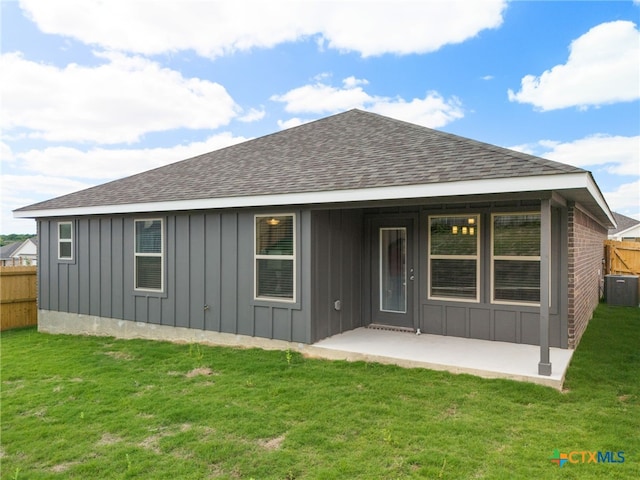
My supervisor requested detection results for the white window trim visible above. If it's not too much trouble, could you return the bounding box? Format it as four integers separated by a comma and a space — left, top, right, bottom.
491, 212, 541, 306
428, 214, 480, 303
254, 213, 297, 303
134, 218, 164, 293
57, 221, 73, 261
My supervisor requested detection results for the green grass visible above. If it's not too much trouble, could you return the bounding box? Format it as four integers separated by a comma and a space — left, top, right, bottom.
2, 304, 639, 479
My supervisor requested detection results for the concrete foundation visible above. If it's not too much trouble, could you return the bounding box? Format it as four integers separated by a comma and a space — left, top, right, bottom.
38, 310, 304, 352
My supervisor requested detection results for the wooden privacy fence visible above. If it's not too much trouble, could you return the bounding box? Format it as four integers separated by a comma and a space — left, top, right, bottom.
604, 240, 640, 276
0, 266, 38, 331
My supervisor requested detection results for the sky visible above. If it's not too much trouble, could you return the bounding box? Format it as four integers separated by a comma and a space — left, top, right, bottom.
1, 0, 639, 235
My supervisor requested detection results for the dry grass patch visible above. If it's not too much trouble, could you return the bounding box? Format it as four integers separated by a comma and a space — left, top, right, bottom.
186, 367, 215, 377
103, 351, 134, 360
51, 461, 81, 473
259, 434, 286, 451
96, 433, 123, 446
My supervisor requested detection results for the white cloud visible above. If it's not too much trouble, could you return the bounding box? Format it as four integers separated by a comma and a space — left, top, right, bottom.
238, 108, 266, 123
272, 82, 372, 114
603, 180, 640, 216
369, 94, 464, 129
20, 0, 506, 58
15, 133, 250, 180
0, 51, 239, 144
1, 174, 93, 234
508, 21, 640, 110
343, 76, 369, 88
1, 142, 14, 162
533, 135, 640, 176
272, 78, 464, 128
276, 118, 310, 130
318, 1, 506, 56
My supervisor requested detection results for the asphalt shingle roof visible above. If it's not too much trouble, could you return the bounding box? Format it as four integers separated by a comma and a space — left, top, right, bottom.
17, 109, 584, 212
609, 212, 640, 235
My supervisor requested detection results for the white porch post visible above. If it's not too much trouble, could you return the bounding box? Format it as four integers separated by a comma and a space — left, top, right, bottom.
538, 199, 552, 376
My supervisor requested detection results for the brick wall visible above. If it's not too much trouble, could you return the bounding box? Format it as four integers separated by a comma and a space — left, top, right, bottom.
567, 203, 607, 348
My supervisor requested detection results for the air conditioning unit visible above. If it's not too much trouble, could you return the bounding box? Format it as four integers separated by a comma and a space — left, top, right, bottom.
604, 275, 639, 307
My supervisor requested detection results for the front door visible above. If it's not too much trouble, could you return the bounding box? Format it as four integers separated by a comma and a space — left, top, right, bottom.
371, 219, 414, 329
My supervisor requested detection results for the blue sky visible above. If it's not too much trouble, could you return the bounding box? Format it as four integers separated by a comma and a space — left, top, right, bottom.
1, 0, 639, 234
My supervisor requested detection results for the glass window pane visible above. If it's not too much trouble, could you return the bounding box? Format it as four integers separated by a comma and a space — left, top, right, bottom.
59, 223, 72, 240
136, 256, 162, 290
257, 258, 293, 298
494, 260, 540, 302
256, 216, 293, 255
431, 259, 477, 299
380, 228, 406, 313
430, 216, 478, 255
493, 214, 540, 256
136, 220, 162, 253
59, 241, 71, 259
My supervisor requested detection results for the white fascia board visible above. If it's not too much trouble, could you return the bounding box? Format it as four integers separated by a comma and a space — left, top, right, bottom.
14, 172, 604, 219
583, 173, 616, 227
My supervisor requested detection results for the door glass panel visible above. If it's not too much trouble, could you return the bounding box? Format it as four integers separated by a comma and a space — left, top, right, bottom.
380, 228, 406, 313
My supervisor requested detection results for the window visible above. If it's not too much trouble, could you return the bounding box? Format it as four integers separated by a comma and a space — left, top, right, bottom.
429, 215, 479, 301
58, 221, 73, 260
492, 213, 540, 304
255, 214, 295, 301
134, 219, 163, 292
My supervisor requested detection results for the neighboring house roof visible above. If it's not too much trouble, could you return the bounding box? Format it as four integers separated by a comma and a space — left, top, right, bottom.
0, 241, 23, 260
14, 109, 615, 226
0, 238, 37, 260
609, 212, 640, 236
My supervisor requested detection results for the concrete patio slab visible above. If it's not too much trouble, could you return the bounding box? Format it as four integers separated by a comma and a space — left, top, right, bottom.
305, 327, 574, 389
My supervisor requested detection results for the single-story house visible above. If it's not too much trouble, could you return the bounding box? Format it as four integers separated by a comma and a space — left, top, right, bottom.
0, 237, 38, 266
609, 212, 640, 242
14, 110, 615, 376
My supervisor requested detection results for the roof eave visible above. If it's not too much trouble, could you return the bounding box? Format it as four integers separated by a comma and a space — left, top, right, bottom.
14, 172, 615, 227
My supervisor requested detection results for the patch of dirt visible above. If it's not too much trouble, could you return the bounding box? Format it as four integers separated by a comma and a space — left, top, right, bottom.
134, 384, 155, 397
96, 433, 122, 446
3, 380, 25, 390
138, 433, 166, 454
259, 434, 285, 451
51, 461, 80, 473
31, 407, 47, 418
440, 404, 458, 419
618, 394, 632, 402
104, 351, 134, 360
186, 367, 215, 378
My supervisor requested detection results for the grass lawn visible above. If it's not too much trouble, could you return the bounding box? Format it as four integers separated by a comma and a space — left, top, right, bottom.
1, 304, 639, 479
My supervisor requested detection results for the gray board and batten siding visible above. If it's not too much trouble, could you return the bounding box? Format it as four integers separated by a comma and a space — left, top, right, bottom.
38, 199, 567, 348
39, 210, 313, 344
